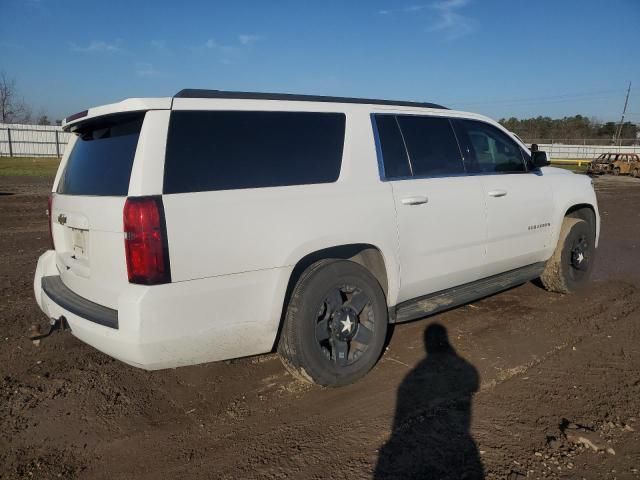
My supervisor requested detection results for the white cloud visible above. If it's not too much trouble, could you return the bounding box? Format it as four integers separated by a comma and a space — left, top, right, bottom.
70, 40, 121, 53
204, 38, 235, 54
404, 4, 427, 12
135, 62, 160, 78
377, 0, 477, 39
238, 34, 262, 46
435, 0, 469, 8
150, 39, 171, 54
199, 34, 263, 64
429, 0, 477, 40
377, 4, 427, 14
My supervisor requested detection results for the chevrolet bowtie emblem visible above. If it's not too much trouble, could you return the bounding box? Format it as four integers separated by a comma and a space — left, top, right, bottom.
57, 213, 67, 225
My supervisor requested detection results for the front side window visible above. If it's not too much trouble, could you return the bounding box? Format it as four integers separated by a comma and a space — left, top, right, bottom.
395, 115, 465, 176
164, 111, 345, 194
455, 119, 526, 174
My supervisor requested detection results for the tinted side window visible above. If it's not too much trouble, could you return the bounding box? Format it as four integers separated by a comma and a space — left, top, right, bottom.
396, 115, 464, 176
164, 111, 345, 194
457, 120, 525, 173
57, 113, 144, 196
374, 115, 411, 178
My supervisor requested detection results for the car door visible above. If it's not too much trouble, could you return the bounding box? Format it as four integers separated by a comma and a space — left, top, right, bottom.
453, 119, 555, 274
620, 155, 629, 174
632, 155, 640, 177
373, 114, 487, 303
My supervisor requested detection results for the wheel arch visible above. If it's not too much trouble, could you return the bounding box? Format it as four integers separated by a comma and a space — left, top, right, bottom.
565, 203, 596, 225
562, 203, 599, 247
271, 243, 395, 350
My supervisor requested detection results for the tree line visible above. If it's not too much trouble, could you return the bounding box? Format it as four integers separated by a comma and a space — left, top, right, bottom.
499, 115, 638, 142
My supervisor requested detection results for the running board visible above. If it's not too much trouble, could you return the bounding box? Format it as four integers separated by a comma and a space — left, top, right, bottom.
393, 262, 545, 324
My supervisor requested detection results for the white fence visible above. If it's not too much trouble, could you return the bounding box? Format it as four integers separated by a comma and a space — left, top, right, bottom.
538, 143, 640, 160
1, 122, 639, 161
0, 123, 72, 157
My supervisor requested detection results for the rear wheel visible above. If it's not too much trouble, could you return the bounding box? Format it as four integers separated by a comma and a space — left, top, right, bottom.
540, 217, 595, 293
278, 259, 388, 386
632, 169, 639, 179
613, 167, 620, 176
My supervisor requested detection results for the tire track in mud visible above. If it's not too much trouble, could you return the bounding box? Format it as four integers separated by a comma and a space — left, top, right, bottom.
79, 282, 640, 479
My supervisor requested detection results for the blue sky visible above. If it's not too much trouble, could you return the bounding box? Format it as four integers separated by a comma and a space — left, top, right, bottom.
1, 0, 639, 122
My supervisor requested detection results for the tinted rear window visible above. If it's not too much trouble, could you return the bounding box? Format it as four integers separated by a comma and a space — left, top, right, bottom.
57, 113, 144, 196
163, 111, 345, 194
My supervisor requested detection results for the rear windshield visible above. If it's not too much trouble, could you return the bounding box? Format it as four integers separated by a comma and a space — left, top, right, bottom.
163, 110, 345, 194
56, 112, 144, 196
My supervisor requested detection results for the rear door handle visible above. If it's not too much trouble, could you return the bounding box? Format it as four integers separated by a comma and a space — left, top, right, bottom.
401, 195, 429, 205
487, 190, 508, 198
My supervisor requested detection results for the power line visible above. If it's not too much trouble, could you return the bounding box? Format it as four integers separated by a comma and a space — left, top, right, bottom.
445, 88, 625, 107
454, 95, 623, 109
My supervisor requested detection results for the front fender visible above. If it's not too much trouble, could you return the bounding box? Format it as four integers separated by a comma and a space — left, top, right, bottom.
547, 170, 600, 250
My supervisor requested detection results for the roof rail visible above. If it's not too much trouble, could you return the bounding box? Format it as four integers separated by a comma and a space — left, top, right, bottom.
174, 89, 448, 110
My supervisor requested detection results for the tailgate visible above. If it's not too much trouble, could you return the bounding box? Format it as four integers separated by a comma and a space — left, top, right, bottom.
51, 112, 145, 309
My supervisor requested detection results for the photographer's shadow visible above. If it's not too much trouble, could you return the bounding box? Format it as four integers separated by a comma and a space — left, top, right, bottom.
374, 323, 484, 480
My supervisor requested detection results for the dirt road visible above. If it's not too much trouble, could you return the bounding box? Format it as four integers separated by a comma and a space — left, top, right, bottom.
1, 174, 639, 479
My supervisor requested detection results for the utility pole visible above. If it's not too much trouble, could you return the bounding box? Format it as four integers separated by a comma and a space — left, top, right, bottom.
614, 82, 631, 145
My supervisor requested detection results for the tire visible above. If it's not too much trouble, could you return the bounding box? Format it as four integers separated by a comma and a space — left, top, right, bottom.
633, 169, 639, 179
278, 259, 388, 386
540, 217, 595, 294
613, 168, 620, 176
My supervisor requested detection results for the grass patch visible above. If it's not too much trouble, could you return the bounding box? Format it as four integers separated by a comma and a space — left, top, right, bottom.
0, 157, 60, 176
550, 161, 589, 174
552, 163, 589, 173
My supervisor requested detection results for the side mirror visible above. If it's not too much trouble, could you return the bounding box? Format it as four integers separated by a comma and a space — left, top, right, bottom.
531, 150, 550, 168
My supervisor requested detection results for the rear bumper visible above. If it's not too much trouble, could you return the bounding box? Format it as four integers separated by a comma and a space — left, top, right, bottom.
41, 276, 118, 329
34, 250, 292, 370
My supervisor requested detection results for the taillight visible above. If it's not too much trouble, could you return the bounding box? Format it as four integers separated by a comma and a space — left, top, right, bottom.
47, 194, 54, 249
123, 196, 171, 285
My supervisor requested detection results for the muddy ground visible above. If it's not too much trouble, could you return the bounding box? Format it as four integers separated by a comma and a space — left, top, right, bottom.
1, 174, 639, 479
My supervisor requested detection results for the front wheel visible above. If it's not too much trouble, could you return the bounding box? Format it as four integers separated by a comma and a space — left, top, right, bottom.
278, 259, 388, 386
613, 168, 620, 176
540, 217, 595, 293
632, 169, 639, 179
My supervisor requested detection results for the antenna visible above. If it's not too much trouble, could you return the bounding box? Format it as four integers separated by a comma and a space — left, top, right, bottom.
614, 82, 631, 145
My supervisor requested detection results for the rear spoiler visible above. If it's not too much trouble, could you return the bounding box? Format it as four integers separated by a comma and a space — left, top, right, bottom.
63, 97, 172, 131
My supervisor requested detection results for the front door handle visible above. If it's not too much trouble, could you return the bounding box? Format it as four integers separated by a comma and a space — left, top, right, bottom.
401, 195, 429, 205
488, 190, 508, 198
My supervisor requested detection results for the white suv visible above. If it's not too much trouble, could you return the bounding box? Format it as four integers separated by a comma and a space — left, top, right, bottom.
34, 90, 599, 386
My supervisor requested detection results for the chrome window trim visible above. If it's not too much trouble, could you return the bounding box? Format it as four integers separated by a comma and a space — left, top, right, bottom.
371, 113, 537, 182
